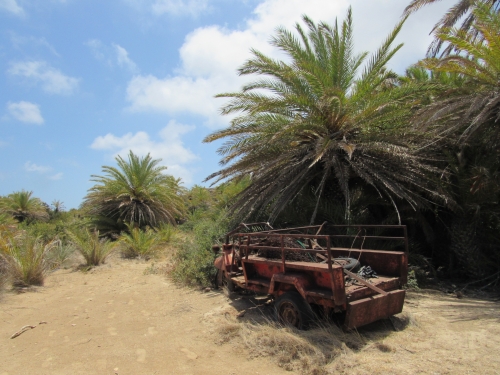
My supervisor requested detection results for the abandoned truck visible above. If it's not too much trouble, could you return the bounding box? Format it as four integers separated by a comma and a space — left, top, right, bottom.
213, 223, 408, 330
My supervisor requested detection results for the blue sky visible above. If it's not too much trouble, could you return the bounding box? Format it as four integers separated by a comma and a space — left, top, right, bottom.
0, 0, 455, 209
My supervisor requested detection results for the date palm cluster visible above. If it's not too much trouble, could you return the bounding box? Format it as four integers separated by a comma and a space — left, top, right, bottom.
204, 2, 500, 277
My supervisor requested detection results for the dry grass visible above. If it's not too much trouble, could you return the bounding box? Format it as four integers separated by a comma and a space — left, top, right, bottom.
204, 302, 418, 375
0, 256, 7, 293
1, 235, 57, 287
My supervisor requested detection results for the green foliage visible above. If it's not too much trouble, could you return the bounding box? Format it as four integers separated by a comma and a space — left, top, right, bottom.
172, 210, 229, 286
156, 223, 175, 243
417, 2, 500, 140
0, 190, 49, 224
45, 240, 76, 269
406, 270, 420, 290
82, 151, 186, 235
0, 231, 57, 287
67, 228, 116, 266
118, 225, 161, 259
404, 0, 500, 56
204, 10, 450, 225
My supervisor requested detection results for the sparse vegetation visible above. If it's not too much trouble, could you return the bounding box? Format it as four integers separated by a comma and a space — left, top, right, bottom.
0, 231, 57, 287
119, 224, 162, 259
172, 210, 229, 286
67, 228, 116, 266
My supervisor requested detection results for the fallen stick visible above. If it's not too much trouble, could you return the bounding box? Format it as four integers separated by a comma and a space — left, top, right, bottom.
10, 325, 36, 339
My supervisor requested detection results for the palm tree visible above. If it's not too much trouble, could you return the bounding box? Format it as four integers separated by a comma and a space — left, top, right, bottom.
415, 2, 500, 140
412, 3, 500, 277
404, 0, 500, 56
204, 10, 451, 224
0, 190, 49, 223
82, 151, 185, 232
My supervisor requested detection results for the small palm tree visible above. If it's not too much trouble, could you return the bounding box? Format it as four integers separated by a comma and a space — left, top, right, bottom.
67, 228, 116, 266
0, 232, 57, 287
404, 0, 500, 56
0, 190, 49, 224
119, 224, 161, 259
82, 151, 185, 233
204, 10, 450, 224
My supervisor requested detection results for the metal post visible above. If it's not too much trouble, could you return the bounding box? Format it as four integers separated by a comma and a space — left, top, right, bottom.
281, 235, 285, 274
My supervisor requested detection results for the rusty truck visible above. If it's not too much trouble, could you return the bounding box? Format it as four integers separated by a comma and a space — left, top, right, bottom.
213, 223, 408, 330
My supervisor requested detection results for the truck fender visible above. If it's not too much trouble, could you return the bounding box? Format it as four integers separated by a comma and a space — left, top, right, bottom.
269, 273, 310, 301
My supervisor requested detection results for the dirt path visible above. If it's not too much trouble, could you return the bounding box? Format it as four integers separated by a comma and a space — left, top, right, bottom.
0, 257, 286, 375
1, 257, 499, 375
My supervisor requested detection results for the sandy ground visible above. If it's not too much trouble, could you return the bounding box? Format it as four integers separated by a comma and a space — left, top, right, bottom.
1, 256, 499, 375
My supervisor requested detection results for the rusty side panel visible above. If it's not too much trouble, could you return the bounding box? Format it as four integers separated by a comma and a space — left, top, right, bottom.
310, 270, 331, 289
243, 260, 282, 281
344, 290, 406, 330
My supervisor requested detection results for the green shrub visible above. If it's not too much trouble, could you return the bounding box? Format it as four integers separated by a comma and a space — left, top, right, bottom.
156, 223, 175, 243
19, 221, 58, 242
45, 239, 76, 268
119, 226, 161, 259
172, 210, 228, 286
406, 269, 420, 290
0, 233, 57, 287
67, 228, 116, 266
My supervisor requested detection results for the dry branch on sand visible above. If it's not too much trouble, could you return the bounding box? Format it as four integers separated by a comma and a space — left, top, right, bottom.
10, 325, 36, 339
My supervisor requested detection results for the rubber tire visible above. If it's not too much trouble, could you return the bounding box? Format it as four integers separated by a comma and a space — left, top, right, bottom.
275, 291, 315, 330
336, 257, 361, 271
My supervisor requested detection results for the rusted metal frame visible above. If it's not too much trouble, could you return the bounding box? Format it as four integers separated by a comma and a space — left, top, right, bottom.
402, 225, 409, 284
403, 226, 409, 254
330, 235, 406, 240
247, 233, 330, 240
262, 225, 322, 234
330, 224, 406, 229
344, 269, 388, 296
230, 242, 236, 274
246, 236, 250, 261
326, 237, 336, 298
246, 245, 328, 254
281, 235, 286, 274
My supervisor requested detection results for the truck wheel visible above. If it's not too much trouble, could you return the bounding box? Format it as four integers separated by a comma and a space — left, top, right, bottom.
275, 292, 315, 330
214, 269, 236, 296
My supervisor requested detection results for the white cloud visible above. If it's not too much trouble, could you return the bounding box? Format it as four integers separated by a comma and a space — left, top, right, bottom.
86, 39, 108, 62
9, 33, 60, 56
24, 161, 52, 173
7, 101, 44, 125
0, 0, 24, 17
49, 172, 63, 180
86, 40, 138, 73
126, 0, 455, 129
125, 0, 209, 17
151, 0, 209, 16
114, 44, 138, 72
91, 120, 198, 184
8, 61, 79, 95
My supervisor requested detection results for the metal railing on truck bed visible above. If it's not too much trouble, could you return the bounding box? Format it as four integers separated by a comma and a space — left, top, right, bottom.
216, 223, 409, 329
